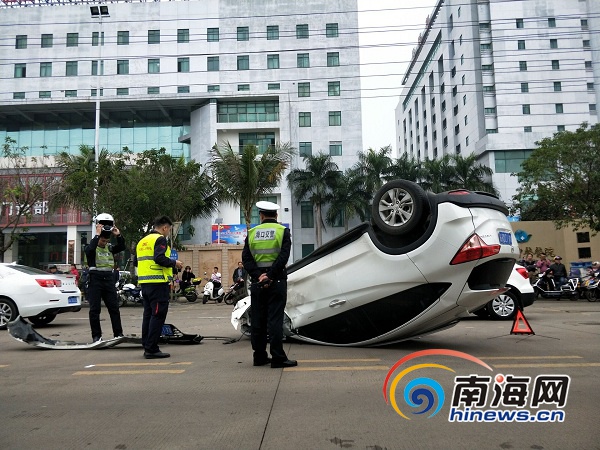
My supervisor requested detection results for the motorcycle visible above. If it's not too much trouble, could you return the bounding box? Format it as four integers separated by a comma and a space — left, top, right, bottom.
118, 282, 143, 306
223, 278, 248, 305
180, 277, 202, 303
202, 273, 224, 304
581, 272, 600, 302
533, 269, 579, 300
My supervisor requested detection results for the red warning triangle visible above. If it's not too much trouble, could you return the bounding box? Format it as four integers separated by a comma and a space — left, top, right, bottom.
511, 309, 535, 335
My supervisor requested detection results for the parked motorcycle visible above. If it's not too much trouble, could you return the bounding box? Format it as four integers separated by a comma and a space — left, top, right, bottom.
180, 278, 202, 303
223, 279, 248, 305
202, 273, 224, 304
118, 282, 143, 306
533, 269, 579, 300
581, 272, 600, 302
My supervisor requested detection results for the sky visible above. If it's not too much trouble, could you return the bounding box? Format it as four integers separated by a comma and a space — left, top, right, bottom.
357, 1, 438, 155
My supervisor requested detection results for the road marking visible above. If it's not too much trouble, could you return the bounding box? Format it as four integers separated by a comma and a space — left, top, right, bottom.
0, 365, 8, 368
284, 366, 389, 372
74, 370, 186, 375
86, 362, 193, 367
299, 358, 381, 363
492, 363, 600, 368
480, 356, 583, 360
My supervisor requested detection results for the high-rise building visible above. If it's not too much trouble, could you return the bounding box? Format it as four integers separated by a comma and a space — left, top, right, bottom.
0, 0, 363, 266
396, 0, 600, 204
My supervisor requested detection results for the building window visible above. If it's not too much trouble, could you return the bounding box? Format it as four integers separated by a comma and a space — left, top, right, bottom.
516, 18, 524, 29
65, 61, 78, 76
555, 103, 563, 114
329, 111, 341, 126
41, 34, 53, 48
13, 92, 25, 99
117, 31, 129, 45
327, 52, 340, 67
267, 54, 280, 69
443, 137, 448, 147
524, 126, 532, 132
557, 125, 565, 132
479, 22, 490, 31
519, 61, 527, 71
207, 85, 220, 92
237, 55, 249, 70
585, 61, 593, 69
464, 115, 468, 125
299, 112, 311, 127
456, 144, 461, 154
297, 53, 310, 68
148, 87, 159, 94
326, 23, 339, 38
64, 90, 77, 97
455, 125, 460, 135
482, 64, 493, 72
463, 95, 466, 105
237, 26, 249, 41
148, 30, 160, 44
484, 107, 496, 115
267, 25, 279, 40
522, 104, 530, 115
207, 28, 219, 42
90, 88, 103, 97
329, 141, 342, 156
589, 104, 597, 113
296, 24, 309, 39
177, 57, 190, 73
117, 60, 129, 75
581, 19, 589, 30
553, 81, 561, 92
302, 244, 315, 257
178, 86, 190, 93
207, 56, 219, 72
91, 60, 103, 76
39, 91, 51, 98
40, 62, 52, 77
299, 142, 312, 157
552, 60, 560, 70
301, 201, 314, 228
66, 32, 79, 47
518, 40, 525, 50
548, 18, 556, 28
486, 128, 498, 134
237, 84, 250, 91
148, 58, 160, 73
583, 40, 591, 49
15, 35, 27, 49
441, 100, 446, 111
452, 86, 458, 97
117, 88, 129, 96
298, 82, 310, 97
449, 14, 453, 30
177, 29, 189, 43
451, 66, 456, 78
587, 82, 594, 91
453, 105, 459, 116
328, 81, 340, 96
550, 39, 558, 49
460, 55, 464, 65
461, 74, 465, 85
521, 82, 529, 93
91, 31, 104, 47
268, 83, 280, 90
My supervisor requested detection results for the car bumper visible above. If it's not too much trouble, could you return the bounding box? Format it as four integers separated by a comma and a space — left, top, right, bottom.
521, 292, 536, 308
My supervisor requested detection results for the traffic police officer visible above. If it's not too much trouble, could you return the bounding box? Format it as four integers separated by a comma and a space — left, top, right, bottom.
136, 216, 183, 359
84, 213, 125, 342
242, 201, 296, 368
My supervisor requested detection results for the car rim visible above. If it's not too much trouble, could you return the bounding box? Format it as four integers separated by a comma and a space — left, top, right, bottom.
491, 294, 515, 317
378, 187, 414, 227
0, 303, 13, 326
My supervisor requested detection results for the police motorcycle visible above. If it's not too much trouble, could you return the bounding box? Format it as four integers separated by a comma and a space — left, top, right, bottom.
533, 268, 579, 300
118, 281, 143, 306
202, 272, 224, 304
580, 267, 600, 302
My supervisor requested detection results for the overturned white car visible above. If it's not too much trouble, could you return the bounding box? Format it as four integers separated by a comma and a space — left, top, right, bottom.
232, 179, 517, 346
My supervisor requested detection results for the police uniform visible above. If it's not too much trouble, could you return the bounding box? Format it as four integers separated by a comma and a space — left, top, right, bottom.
136, 230, 176, 357
84, 228, 125, 341
242, 201, 295, 368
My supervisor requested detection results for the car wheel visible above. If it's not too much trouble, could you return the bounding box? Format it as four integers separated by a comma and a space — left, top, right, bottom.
28, 313, 57, 326
487, 291, 518, 320
371, 179, 428, 235
0, 297, 18, 330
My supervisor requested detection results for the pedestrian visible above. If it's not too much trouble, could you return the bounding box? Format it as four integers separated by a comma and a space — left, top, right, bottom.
48, 265, 63, 274
84, 213, 125, 342
519, 253, 537, 283
242, 201, 296, 368
136, 216, 183, 359
232, 261, 248, 284
69, 264, 80, 285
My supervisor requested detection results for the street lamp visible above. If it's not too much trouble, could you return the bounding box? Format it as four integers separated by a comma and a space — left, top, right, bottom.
215, 218, 223, 245
90, 5, 109, 233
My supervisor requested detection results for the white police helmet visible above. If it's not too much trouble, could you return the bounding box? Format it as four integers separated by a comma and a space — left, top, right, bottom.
95, 213, 114, 226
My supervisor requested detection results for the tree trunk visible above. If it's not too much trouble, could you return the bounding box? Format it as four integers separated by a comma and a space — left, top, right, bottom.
315, 203, 322, 247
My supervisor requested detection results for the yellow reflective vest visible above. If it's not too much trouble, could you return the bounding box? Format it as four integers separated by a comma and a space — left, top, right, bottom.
136, 233, 172, 283
248, 222, 285, 268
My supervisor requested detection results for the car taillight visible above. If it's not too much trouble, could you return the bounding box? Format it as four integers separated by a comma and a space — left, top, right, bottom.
516, 267, 529, 279
36, 279, 62, 288
448, 190, 470, 195
450, 234, 501, 265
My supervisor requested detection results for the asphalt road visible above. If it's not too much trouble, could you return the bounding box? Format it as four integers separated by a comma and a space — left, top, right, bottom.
1, 298, 599, 450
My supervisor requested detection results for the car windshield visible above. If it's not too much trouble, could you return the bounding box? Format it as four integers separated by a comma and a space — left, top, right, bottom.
4, 264, 53, 275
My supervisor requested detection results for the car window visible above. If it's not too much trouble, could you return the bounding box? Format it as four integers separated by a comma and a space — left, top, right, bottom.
3, 264, 50, 275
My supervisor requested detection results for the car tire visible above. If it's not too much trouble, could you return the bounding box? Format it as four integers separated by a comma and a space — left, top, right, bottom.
371, 179, 429, 236
487, 290, 518, 320
0, 297, 18, 330
28, 313, 57, 327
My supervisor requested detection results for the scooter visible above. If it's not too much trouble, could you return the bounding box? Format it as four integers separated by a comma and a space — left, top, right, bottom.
533, 269, 579, 300
118, 282, 143, 306
223, 278, 248, 305
202, 273, 224, 304
180, 278, 203, 303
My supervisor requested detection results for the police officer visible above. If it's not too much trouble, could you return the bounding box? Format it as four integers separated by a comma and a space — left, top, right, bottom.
84, 213, 125, 342
242, 201, 296, 368
136, 216, 183, 359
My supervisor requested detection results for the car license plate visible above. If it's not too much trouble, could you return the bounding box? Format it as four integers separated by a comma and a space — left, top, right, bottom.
498, 231, 512, 245
68, 296, 78, 304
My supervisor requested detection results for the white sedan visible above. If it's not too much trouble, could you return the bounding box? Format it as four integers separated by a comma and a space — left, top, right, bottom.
0, 263, 82, 329
233, 179, 518, 346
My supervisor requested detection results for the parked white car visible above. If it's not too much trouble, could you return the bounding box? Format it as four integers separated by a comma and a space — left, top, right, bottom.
0, 263, 82, 329
233, 179, 518, 346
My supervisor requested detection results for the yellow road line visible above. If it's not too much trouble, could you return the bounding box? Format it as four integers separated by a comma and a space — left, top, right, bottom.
0, 365, 8, 368
480, 356, 582, 360
88, 362, 193, 367
492, 363, 600, 368
298, 359, 381, 363
74, 370, 186, 375
284, 366, 390, 372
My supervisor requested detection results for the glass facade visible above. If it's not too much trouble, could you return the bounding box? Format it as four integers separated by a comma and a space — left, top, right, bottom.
494, 150, 533, 173
217, 101, 279, 123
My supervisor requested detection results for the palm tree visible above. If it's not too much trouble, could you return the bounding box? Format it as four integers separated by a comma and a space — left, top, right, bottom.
421, 155, 456, 193
352, 145, 393, 199
450, 153, 497, 194
326, 168, 370, 231
52, 144, 99, 214
287, 153, 340, 247
208, 141, 295, 231
384, 153, 424, 183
